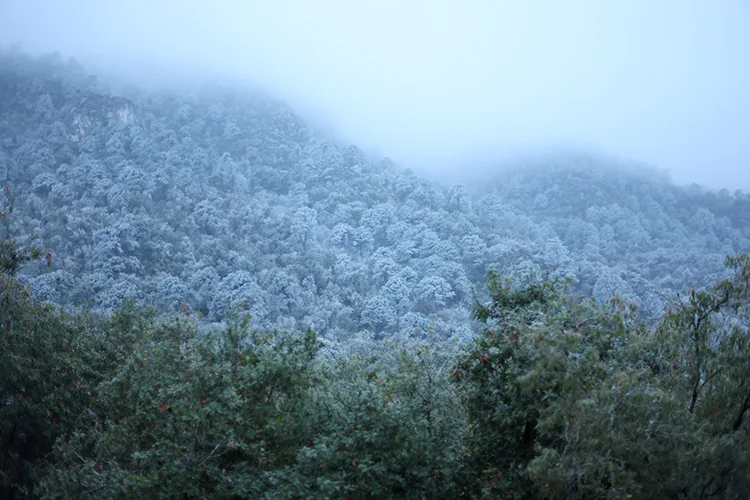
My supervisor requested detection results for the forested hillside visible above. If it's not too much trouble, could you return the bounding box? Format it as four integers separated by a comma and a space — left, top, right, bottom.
1, 47, 749, 343
3, 48, 750, 499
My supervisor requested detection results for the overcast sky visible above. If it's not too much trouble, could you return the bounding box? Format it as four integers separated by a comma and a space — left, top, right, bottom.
1, 0, 749, 190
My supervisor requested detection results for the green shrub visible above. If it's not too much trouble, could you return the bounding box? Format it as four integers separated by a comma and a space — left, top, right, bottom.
281, 341, 466, 499
36, 313, 321, 499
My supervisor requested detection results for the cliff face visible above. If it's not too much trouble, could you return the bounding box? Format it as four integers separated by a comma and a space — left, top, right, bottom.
71, 99, 131, 134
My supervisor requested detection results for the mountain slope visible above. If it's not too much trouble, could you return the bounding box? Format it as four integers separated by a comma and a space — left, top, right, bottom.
1, 49, 748, 341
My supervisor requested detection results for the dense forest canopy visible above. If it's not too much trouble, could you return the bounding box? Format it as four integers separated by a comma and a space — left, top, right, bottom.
1, 48, 750, 498
1, 48, 748, 344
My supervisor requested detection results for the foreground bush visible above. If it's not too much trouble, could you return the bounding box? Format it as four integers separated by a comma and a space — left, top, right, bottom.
2, 187, 144, 498
279, 342, 467, 498
36, 313, 321, 499
457, 255, 750, 499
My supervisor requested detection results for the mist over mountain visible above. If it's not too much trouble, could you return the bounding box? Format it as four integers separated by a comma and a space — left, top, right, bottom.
1, 49, 748, 346
2, 0, 749, 190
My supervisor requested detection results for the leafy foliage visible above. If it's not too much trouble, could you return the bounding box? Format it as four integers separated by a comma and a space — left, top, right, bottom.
281, 342, 466, 498
37, 314, 322, 499
0, 275, 149, 497
455, 255, 750, 499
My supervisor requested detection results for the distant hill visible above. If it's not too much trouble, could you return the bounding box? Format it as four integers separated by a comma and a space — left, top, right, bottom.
2, 48, 749, 342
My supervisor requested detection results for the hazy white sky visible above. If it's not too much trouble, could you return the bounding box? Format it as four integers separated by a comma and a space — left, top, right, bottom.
1, 0, 749, 189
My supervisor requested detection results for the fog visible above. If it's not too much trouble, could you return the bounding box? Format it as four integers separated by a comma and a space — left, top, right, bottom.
2, 0, 749, 190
